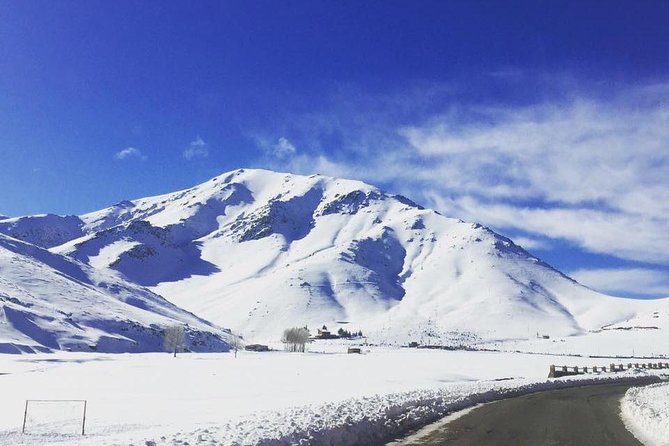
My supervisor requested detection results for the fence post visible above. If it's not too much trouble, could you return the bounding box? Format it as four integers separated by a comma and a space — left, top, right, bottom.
21, 400, 28, 434
82, 400, 87, 436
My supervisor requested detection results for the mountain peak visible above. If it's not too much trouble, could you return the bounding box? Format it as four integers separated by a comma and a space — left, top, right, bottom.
0, 168, 651, 346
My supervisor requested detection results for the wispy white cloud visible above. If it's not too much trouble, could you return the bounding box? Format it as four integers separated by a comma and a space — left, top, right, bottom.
114, 147, 146, 161
510, 236, 551, 251
432, 197, 669, 265
274, 137, 297, 158
262, 83, 669, 265
252, 136, 299, 159
183, 137, 209, 160
570, 267, 669, 298
401, 98, 669, 218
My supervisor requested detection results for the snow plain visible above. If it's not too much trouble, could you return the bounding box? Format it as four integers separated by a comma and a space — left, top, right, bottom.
622, 382, 669, 446
0, 346, 662, 446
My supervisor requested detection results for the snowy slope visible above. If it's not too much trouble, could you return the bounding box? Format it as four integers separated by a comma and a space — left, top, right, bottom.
3, 168, 667, 344
0, 234, 233, 353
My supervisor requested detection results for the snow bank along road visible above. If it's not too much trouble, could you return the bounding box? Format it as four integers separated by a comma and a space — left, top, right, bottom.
394, 383, 648, 446
621, 382, 669, 446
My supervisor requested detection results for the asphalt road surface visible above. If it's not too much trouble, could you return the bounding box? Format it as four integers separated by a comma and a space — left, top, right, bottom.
394, 383, 645, 446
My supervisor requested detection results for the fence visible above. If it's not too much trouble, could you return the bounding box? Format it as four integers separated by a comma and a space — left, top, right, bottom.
549, 362, 669, 378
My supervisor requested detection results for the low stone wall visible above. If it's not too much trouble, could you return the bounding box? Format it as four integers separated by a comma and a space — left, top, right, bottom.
548, 362, 669, 378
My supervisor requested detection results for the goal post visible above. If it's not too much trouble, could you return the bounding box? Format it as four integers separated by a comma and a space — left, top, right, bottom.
22, 399, 87, 435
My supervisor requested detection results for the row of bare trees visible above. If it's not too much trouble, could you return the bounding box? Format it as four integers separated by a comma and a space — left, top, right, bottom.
282, 327, 309, 352
164, 324, 243, 357
164, 324, 310, 356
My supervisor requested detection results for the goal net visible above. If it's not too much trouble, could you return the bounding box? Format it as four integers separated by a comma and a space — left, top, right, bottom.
22, 400, 87, 435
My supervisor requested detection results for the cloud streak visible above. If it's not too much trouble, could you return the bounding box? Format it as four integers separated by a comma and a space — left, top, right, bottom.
274, 137, 297, 158
570, 267, 669, 298
440, 197, 669, 265
509, 236, 551, 251
183, 137, 209, 160
252, 136, 299, 159
114, 147, 146, 161
401, 97, 669, 218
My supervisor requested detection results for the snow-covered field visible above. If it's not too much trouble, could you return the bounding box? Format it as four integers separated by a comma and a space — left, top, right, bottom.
0, 347, 661, 445
622, 382, 669, 446
487, 327, 669, 358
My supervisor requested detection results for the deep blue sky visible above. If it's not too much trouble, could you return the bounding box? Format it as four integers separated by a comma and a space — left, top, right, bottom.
1, 1, 668, 297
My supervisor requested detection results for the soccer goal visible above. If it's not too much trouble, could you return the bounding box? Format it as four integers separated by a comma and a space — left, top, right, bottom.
22, 400, 87, 435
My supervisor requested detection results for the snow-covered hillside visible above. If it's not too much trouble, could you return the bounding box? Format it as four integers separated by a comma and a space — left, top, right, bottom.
0, 234, 233, 353
2, 168, 667, 344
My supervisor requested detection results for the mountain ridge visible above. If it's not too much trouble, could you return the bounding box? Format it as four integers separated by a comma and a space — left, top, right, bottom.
1, 168, 665, 345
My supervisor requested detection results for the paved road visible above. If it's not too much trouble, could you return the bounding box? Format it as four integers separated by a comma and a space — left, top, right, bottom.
395, 383, 644, 446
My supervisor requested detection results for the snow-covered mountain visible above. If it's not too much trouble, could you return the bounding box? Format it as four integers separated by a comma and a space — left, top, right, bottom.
2, 168, 667, 344
0, 234, 233, 353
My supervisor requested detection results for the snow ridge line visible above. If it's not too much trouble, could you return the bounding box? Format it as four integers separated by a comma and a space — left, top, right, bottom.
159, 374, 661, 446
